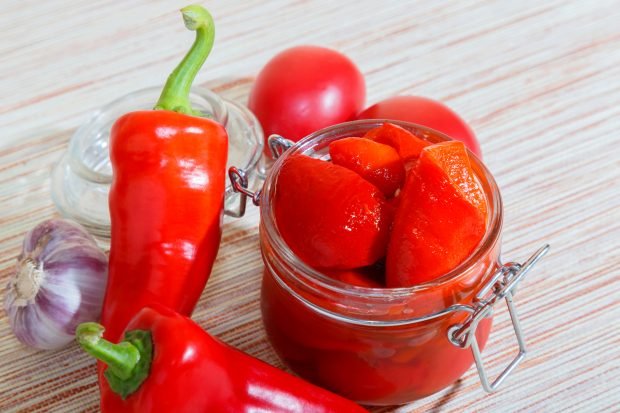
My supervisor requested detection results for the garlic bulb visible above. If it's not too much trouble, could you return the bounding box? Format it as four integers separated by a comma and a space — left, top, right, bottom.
4, 219, 108, 350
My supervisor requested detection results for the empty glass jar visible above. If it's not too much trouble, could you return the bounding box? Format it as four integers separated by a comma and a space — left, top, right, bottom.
51, 86, 263, 240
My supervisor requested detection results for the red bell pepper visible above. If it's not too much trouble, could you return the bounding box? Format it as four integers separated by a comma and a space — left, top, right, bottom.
100, 5, 228, 342
77, 306, 368, 412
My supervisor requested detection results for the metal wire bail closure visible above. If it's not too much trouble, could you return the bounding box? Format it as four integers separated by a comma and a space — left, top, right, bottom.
447, 244, 550, 393
228, 135, 293, 217
227, 166, 259, 217
268, 134, 294, 159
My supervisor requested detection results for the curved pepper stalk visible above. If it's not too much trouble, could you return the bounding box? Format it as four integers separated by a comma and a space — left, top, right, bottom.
77, 323, 152, 399
154, 5, 215, 115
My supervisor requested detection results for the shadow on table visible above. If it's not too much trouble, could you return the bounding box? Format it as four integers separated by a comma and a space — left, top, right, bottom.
427, 380, 463, 413
367, 380, 464, 413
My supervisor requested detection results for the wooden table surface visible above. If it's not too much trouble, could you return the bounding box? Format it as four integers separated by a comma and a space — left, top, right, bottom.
1, 1, 618, 412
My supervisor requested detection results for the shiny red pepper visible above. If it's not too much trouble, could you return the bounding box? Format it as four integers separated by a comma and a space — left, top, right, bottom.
77, 306, 368, 412
100, 5, 227, 342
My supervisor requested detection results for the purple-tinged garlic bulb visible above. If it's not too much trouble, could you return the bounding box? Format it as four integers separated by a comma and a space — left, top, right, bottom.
5, 219, 108, 350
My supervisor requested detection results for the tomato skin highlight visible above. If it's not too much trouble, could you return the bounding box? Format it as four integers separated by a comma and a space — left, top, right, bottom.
357, 96, 482, 158
249, 45, 366, 148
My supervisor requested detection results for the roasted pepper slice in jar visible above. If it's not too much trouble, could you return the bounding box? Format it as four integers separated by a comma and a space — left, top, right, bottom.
363, 122, 430, 161
386, 141, 487, 286
274, 155, 392, 270
329, 137, 405, 197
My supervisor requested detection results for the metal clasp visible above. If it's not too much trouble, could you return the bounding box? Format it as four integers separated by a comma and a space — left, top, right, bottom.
268, 134, 294, 159
447, 244, 550, 393
227, 166, 260, 217
228, 134, 293, 217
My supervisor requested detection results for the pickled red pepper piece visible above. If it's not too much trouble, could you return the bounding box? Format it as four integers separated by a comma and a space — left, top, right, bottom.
329, 137, 405, 197
274, 155, 392, 269
364, 123, 430, 161
386, 141, 487, 287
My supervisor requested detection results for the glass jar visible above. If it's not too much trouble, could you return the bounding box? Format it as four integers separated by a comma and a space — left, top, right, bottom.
230, 120, 548, 406
51, 86, 263, 241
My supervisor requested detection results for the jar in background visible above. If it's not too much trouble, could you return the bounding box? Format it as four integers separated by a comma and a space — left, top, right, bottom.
51, 86, 263, 241
230, 120, 548, 405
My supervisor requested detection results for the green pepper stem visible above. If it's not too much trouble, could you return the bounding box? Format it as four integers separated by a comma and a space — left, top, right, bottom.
76, 322, 153, 399
154, 5, 215, 115
76, 322, 139, 380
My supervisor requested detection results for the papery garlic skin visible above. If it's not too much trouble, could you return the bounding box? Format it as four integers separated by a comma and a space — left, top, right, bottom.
4, 219, 108, 350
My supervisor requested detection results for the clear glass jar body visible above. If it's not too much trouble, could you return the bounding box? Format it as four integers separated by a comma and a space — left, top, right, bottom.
51, 87, 263, 241
259, 120, 503, 405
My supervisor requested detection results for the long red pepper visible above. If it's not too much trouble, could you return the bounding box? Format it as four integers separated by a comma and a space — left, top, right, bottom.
100, 5, 227, 343
77, 306, 368, 412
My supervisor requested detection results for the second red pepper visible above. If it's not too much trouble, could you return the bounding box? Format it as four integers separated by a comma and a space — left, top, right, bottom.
78, 306, 368, 412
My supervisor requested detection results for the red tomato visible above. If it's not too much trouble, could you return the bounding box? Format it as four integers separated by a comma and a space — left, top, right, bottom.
357, 96, 482, 158
249, 46, 365, 150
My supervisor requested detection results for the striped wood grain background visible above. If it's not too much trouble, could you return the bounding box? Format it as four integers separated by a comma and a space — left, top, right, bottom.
1, 1, 618, 412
